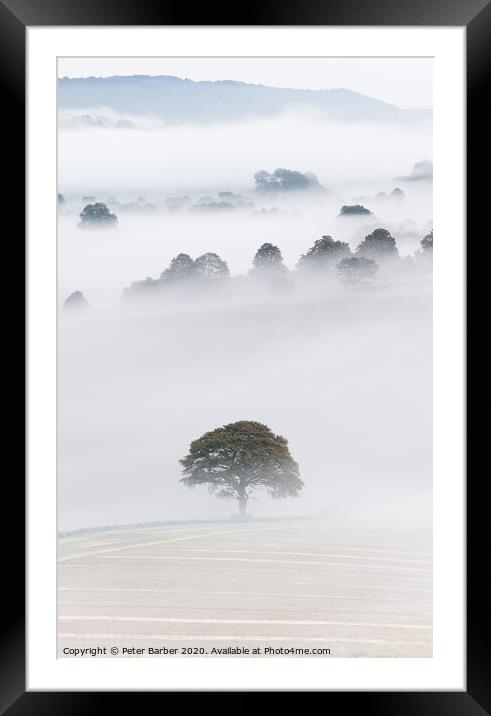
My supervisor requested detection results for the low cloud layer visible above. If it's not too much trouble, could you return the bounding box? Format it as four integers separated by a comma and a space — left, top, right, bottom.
58, 110, 432, 195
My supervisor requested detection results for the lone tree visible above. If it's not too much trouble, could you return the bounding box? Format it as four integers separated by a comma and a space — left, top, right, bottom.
79, 202, 117, 228
180, 421, 303, 516
337, 256, 379, 287
297, 235, 351, 271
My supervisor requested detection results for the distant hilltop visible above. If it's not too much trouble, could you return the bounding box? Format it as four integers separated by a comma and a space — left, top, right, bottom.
57, 75, 432, 126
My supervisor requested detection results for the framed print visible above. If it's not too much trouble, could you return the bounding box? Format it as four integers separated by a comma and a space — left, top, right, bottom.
1, 0, 486, 710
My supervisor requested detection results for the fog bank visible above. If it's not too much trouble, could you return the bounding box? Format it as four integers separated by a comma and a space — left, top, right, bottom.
58, 279, 431, 531
58, 112, 432, 195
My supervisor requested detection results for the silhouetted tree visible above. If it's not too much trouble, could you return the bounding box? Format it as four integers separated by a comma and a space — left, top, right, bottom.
122, 277, 160, 300
180, 421, 303, 516
250, 243, 287, 277
254, 168, 322, 192
297, 235, 351, 271
339, 204, 372, 216
58, 193, 65, 205
195, 252, 230, 280
337, 256, 379, 287
356, 228, 399, 261
390, 187, 405, 201
273, 168, 310, 190
160, 253, 196, 282
63, 290, 89, 310
421, 230, 433, 252
79, 202, 117, 228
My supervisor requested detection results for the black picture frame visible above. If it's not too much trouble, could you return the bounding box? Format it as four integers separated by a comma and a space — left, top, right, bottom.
2, 0, 485, 710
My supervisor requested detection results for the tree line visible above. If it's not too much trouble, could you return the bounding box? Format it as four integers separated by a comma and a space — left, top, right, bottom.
64, 227, 432, 309
122, 228, 433, 300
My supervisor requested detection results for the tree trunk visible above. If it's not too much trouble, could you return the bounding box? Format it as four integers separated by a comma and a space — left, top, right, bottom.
238, 494, 248, 516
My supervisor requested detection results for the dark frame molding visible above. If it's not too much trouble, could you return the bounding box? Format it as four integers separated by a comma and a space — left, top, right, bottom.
3, 0, 485, 711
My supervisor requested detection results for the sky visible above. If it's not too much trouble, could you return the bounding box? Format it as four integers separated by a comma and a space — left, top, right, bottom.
57, 57, 433, 109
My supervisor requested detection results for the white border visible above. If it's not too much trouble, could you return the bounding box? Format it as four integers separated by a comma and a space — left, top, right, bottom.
27, 26, 465, 691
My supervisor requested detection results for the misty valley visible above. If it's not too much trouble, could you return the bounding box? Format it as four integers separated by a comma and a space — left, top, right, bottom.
56, 66, 434, 659
58, 164, 432, 531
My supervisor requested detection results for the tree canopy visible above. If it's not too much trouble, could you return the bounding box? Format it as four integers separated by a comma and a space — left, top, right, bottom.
124, 251, 231, 299
195, 252, 230, 280
339, 204, 372, 216
297, 235, 351, 270
122, 276, 160, 300
421, 230, 433, 252
179, 421, 303, 515
63, 290, 89, 310
119, 225, 434, 302
356, 228, 399, 261
390, 187, 405, 201
254, 168, 322, 192
337, 256, 379, 287
250, 243, 287, 277
160, 253, 197, 282
79, 202, 117, 228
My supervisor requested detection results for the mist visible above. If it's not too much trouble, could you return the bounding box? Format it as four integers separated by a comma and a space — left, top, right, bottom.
58, 187, 432, 309
58, 261, 432, 532
58, 110, 432, 195
56, 68, 434, 666
58, 102, 432, 534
